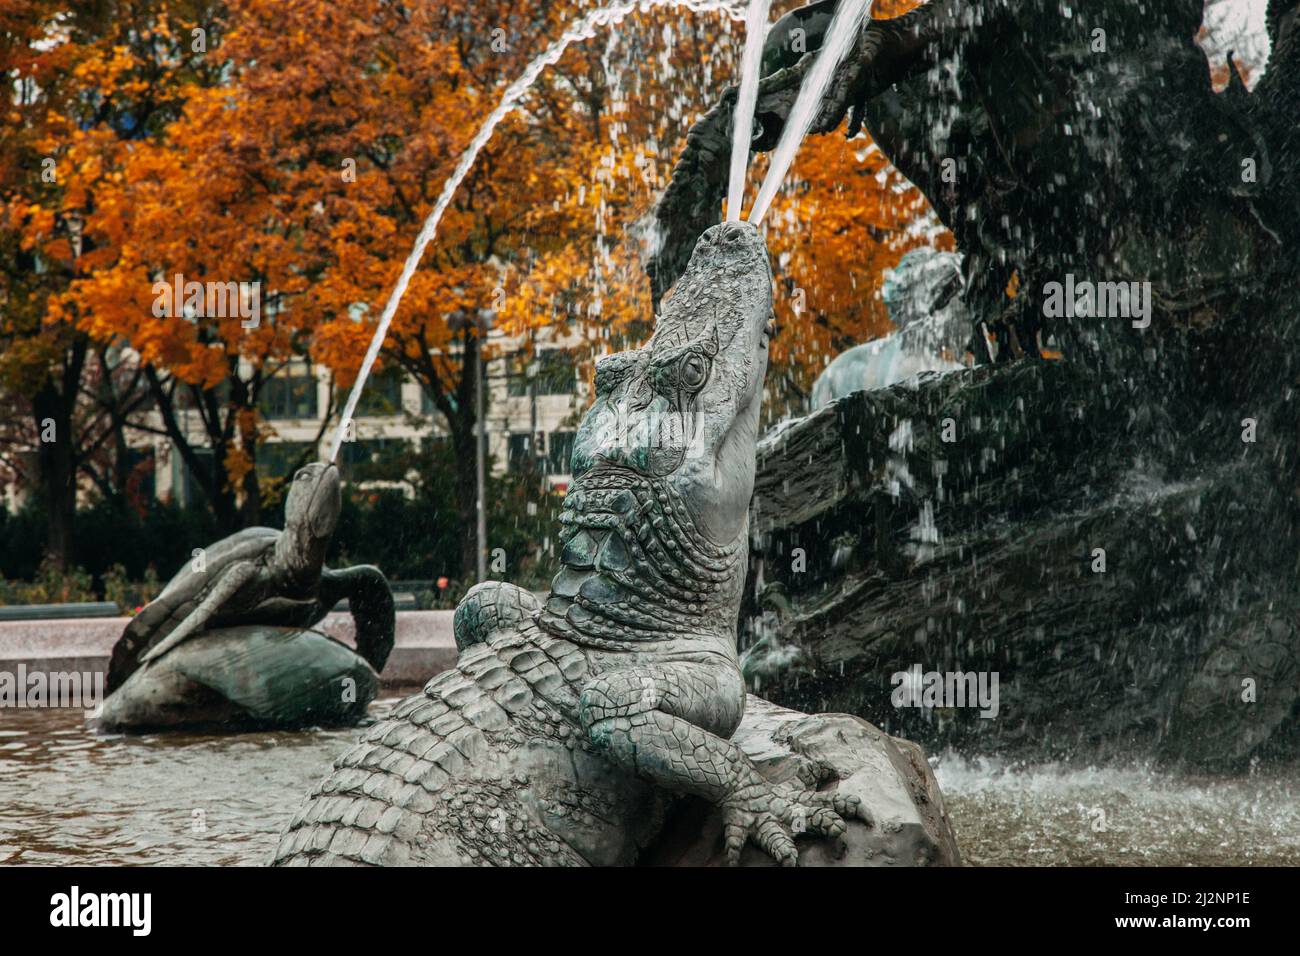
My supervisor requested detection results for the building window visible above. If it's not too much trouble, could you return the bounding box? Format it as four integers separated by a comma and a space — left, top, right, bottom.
123, 447, 156, 501
356, 367, 403, 416
507, 350, 577, 397
180, 447, 216, 507
336, 437, 411, 483
507, 433, 534, 471
256, 441, 317, 481
177, 380, 230, 409
419, 384, 457, 416
260, 374, 319, 420
545, 430, 576, 475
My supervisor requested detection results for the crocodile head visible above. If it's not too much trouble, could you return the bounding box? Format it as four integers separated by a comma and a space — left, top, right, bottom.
278, 461, 342, 579
540, 221, 773, 649
574, 220, 774, 546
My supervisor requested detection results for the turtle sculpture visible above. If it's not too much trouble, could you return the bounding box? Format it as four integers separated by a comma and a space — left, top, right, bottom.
98, 461, 395, 732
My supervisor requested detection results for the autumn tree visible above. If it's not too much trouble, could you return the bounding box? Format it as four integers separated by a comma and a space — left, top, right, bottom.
0, 0, 221, 563
64, 1, 338, 530
157, 0, 745, 575
57, 0, 946, 574
4, 0, 965, 577
2, 0, 963, 575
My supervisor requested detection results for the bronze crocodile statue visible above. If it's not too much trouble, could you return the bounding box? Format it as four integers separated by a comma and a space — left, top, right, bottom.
273, 220, 873, 866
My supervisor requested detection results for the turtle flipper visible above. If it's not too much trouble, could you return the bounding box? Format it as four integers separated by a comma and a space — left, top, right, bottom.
106, 600, 176, 692
319, 565, 395, 673
139, 561, 260, 665
453, 582, 542, 651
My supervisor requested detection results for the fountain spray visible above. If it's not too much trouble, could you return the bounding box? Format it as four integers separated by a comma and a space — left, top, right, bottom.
326, 0, 748, 464
747, 0, 874, 226
726, 0, 772, 222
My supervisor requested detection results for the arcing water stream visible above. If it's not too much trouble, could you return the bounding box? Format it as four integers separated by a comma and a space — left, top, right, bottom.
726, 0, 771, 221
327, 0, 749, 463
329, 0, 878, 452
748, 0, 873, 224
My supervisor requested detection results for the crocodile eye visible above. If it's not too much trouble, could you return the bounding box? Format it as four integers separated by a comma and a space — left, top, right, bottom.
679, 352, 708, 391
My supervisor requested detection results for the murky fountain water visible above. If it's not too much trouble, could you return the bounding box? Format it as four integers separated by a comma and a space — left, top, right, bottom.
0, 700, 412, 866
3, 703, 1296, 865
935, 755, 1300, 867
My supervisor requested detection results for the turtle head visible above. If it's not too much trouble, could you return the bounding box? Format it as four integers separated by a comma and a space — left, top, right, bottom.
285, 461, 341, 544
572, 219, 774, 545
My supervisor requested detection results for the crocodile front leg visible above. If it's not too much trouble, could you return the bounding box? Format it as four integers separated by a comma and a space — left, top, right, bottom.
578, 659, 871, 865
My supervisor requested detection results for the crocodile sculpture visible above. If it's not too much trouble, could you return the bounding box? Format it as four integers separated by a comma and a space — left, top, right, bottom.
273, 220, 875, 866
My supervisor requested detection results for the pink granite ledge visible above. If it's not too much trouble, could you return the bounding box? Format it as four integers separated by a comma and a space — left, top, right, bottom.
0, 610, 457, 688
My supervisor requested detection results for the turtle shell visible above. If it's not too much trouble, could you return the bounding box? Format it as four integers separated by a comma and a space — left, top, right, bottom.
105, 527, 280, 692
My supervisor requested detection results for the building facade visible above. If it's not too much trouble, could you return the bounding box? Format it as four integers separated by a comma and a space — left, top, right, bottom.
147, 326, 589, 506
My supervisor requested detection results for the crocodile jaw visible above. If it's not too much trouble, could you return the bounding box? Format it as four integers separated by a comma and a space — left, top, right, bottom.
575, 220, 773, 545
542, 222, 773, 649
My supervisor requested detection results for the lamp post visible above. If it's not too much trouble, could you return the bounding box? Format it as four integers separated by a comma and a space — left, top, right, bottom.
475, 310, 490, 583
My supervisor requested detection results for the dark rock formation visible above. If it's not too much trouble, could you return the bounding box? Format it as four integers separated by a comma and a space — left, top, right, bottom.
649, 1, 1300, 769
743, 359, 1300, 769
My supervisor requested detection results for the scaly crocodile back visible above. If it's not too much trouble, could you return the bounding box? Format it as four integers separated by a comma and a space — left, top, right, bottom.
272, 619, 664, 866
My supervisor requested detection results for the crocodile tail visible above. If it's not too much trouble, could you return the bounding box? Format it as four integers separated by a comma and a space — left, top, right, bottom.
270, 626, 589, 866
453, 582, 543, 651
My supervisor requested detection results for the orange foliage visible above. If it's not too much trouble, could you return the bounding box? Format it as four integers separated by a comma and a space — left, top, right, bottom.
8, 0, 948, 474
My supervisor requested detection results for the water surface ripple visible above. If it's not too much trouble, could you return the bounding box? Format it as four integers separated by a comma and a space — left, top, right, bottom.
3, 704, 1296, 865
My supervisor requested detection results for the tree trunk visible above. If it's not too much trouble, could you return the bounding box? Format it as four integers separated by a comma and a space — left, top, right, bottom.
450, 420, 479, 582
31, 336, 86, 569
450, 330, 482, 581
32, 378, 76, 569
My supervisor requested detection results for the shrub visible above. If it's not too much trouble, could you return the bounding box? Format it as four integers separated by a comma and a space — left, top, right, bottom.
0, 441, 561, 600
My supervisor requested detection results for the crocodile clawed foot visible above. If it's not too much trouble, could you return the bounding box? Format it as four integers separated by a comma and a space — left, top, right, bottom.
791, 741, 874, 829
794, 754, 844, 789
720, 774, 871, 867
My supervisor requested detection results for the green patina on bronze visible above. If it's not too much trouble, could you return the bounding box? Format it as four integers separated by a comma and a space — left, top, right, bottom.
100, 462, 395, 731
273, 221, 893, 867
